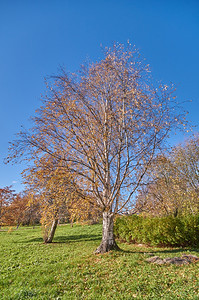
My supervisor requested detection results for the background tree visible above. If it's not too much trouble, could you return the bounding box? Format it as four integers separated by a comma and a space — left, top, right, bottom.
0, 186, 15, 227
4, 192, 28, 228
136, 136, 199, 216
22, 194, 41, 227
0, 188, 40, 228
8, 43, 187, 252
172, 135, 199, 214
68, 196, 102, 226
135, 155, 185, 217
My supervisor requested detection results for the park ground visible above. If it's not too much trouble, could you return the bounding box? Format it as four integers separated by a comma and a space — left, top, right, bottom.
0, 224, 199, 299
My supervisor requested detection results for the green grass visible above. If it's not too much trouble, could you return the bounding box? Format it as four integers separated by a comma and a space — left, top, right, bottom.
0, 224, 199, 299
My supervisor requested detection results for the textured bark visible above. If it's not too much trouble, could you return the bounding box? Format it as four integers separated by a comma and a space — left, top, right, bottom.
95, 211, 119, 253
45, 219, 58, 243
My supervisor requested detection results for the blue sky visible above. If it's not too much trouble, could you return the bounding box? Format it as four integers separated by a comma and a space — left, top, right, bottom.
0, 0, 199, 192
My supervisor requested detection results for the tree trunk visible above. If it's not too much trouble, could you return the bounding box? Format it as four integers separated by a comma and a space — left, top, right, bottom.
95, 211, 119, 254
45, 219, 58, 243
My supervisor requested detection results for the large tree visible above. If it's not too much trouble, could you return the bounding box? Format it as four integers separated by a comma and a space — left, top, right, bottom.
8, 43, 186, 252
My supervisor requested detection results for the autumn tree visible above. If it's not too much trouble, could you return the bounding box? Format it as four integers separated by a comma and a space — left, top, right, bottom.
23, 152, 102, 242
23, 154, 77, 242
8, 43, 186, 252
4, 192, 28, 227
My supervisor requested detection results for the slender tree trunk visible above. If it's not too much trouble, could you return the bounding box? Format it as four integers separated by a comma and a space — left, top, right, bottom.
95, 211, 119, 254
45, 219, 58, 243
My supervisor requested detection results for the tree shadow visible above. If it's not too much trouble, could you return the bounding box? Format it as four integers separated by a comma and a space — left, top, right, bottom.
53, 233, 101, 243
17, 233, 102, 244
15, 237, 44, 243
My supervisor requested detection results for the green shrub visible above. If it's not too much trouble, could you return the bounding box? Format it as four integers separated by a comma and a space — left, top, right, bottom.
114, 214, 199, 247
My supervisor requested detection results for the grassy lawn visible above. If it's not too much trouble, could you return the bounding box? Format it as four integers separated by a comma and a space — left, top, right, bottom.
0, 224, 199, 299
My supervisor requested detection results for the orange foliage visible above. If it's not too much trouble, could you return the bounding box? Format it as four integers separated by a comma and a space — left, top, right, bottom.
0, 186, 15, 226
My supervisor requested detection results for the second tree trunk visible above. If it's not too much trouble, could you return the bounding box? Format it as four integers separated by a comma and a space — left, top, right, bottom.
44, 219, 58, 243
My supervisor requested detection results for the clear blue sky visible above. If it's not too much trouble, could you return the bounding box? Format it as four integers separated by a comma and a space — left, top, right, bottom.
0, 0, 199, 192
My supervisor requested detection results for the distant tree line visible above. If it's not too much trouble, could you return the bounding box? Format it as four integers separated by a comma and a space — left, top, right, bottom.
0, 187, 40, 228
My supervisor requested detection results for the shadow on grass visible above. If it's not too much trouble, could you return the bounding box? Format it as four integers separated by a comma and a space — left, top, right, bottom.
53, 234, 101, 243
16, 237, 44, 243
15, 233, 199, 254
18, 234, 102, 244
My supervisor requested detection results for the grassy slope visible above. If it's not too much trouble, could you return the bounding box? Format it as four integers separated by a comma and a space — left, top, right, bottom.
0, 224, 199, 300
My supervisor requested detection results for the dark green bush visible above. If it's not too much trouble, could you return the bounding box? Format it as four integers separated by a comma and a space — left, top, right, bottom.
114, 214, 199, 247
